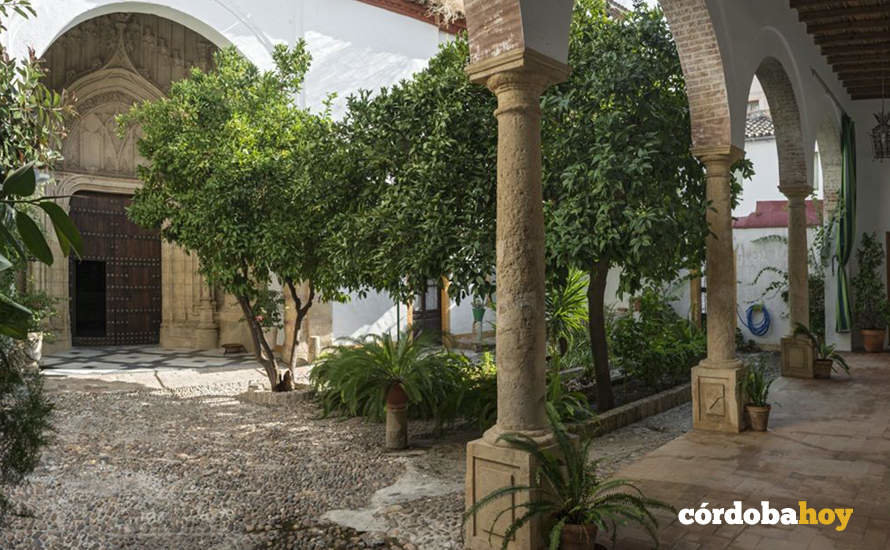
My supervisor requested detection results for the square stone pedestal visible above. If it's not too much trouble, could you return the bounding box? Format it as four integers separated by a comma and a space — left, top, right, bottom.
781, 335, 814, 378
465, 437, 554, 550
691, 362, 746, 432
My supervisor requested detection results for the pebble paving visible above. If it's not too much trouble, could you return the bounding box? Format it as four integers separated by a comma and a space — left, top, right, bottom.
2, 374, 698, 549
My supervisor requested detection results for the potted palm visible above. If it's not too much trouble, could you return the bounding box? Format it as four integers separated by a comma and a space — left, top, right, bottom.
464, 405, 672, 550
309, 332, 468, 449
793, 324, 850, 379
851, 233, 890, 352
743, 360, 775, 432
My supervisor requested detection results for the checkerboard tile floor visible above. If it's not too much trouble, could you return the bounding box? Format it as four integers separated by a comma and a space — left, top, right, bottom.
41, 346, 257, 374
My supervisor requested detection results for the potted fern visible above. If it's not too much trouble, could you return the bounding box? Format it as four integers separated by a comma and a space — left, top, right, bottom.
464, 405, 672, 550
743, 360, 775, 432
851, 233, 890, 352
793, 324, 850, 379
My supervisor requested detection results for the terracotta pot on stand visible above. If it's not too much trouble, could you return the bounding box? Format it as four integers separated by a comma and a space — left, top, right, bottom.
745, 404, 771, 432
561, 524, 598, 550
385, 382, 409, 450
813, 359, 833, 379
861, 329, 886, 353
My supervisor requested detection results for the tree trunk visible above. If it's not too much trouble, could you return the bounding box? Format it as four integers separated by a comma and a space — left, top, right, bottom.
284, 279, 314, 380
587, 259, 615, 412
236, 294, 280, 390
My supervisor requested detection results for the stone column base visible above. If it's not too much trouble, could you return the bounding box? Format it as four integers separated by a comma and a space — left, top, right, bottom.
465, 436, 554, 550
691, 360, 746, 432
781, 335, 814, 378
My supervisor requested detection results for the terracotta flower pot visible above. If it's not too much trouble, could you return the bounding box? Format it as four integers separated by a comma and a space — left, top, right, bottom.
560, 523, 598, 550
861, 329, 886, 353
746, 404, 771, 432
386, 382, 409, 408
813, 359, 833, 379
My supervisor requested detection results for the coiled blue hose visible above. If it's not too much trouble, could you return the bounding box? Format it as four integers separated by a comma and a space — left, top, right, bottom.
738, 304, 771, 337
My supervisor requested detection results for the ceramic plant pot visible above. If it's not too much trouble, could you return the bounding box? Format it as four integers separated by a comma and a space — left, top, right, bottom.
861, 329, 886, 353
813, 359, 833, 379
560, 523, 599, 550
746, 404, 771, 432
385, 382, 409, 450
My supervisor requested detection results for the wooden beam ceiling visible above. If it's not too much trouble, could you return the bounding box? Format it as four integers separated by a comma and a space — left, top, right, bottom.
793, 0, 890, 100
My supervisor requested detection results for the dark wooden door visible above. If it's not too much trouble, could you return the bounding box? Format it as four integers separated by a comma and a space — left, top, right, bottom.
69, 192, 161, 346
412, 280, 442, 341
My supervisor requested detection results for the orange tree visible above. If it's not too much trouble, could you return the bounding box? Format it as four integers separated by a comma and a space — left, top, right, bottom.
541, 0, 708, 410
122, 44, 350, 389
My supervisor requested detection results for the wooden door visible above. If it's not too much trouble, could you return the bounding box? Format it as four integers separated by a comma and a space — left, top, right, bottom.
69, 192, 161, 346
412, 280, 442, 341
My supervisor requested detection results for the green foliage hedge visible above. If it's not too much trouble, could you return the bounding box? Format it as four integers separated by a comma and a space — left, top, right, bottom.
610, 289, 705, 390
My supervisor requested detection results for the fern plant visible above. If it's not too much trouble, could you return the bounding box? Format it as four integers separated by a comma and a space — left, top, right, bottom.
309, 332, 470, 428
464, 405, 672, 550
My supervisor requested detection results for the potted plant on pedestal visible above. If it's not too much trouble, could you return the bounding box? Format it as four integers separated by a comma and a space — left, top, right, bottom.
851, 233, 890, 352
16, 290, 57, 370
743, 360, 775, 432
793, 323, 851, 379
464, 405, 672, 550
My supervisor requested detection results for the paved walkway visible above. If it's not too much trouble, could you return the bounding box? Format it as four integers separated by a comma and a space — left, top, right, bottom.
608, 353, 890, 550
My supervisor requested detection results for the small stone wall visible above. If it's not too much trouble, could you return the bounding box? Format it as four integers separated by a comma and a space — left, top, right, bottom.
575, 383, 692, 438
237, 385, 312, 408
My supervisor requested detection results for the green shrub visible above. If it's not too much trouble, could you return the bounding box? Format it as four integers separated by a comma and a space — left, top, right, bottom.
0, 342, 53, 522
610, 288, 705, 390
546, 353, 594, 423
461, 352, 498, 429
852, 233, 890, 330
309, 333, 471, 429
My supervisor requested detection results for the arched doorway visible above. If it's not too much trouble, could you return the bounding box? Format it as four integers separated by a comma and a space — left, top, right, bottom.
31, 12, 237, 351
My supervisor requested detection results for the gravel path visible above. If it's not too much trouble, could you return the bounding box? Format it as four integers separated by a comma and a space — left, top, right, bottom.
2, 377, 698, 550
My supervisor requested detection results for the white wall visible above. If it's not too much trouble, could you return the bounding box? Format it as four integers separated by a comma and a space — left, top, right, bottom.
735, 138, 782, 217
332, 290, 409, 341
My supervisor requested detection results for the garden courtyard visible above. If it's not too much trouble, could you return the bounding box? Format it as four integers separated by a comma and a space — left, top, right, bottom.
1, 350, 886, 549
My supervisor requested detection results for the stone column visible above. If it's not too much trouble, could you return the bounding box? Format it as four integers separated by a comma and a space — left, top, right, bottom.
785, 187, 810, 327
690, 146, 747, 432
780, 186, 814, 377
194, 280, 219, 349
463, 50, 567, 550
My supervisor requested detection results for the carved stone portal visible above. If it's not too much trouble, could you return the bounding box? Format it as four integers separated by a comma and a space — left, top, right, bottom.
31, 13, 239, 353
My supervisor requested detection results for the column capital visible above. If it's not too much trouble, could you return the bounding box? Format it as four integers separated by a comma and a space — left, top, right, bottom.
779, 185, 812, 200
466, 47, 570, 91
692, 144, 745, 166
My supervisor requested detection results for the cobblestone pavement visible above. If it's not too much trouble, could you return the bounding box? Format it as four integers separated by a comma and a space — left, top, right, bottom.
3, 364, 694, 550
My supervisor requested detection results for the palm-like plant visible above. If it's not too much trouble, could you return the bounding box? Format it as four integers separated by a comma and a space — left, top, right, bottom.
464, 405, 672, 550
545, 268, 589, 355
793, 323, 851, 375
309, 332, 469, 427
